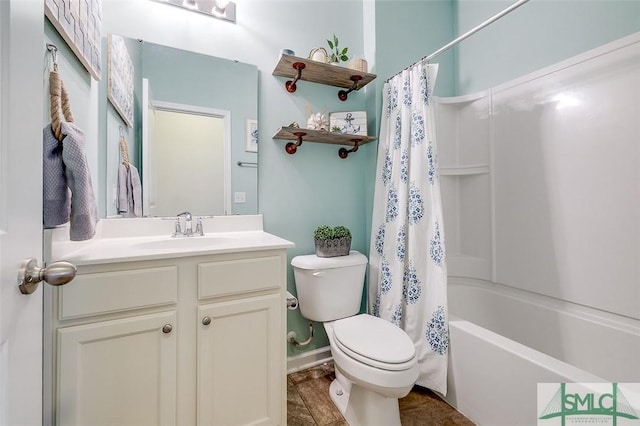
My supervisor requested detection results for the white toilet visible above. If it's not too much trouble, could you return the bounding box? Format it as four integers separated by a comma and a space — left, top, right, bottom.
292, 251, 419, 426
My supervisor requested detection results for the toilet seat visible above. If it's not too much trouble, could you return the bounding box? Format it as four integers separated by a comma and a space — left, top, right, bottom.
333, 314, 416, 371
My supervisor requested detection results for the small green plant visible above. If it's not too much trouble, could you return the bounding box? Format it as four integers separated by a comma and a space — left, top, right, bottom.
314, 225, 352, 257
327, 34, 349, 63
331, 125, 342, 133
332, 225, 351, 239
313, 225, 351, 241
313, 225, 333, 241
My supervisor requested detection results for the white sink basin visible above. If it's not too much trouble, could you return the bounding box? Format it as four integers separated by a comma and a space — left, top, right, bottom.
134, 236, 230, 250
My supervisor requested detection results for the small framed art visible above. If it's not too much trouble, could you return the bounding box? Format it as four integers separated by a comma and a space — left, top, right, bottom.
329, 111, 367, 136
245, 119, 258, 152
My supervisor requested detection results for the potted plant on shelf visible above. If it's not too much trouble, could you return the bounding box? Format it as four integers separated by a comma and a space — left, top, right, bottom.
327, 34, 349, 65
314, 225, 352, 257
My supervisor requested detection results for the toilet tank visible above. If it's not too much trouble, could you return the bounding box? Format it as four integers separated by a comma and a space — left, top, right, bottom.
291, 251, 367, 322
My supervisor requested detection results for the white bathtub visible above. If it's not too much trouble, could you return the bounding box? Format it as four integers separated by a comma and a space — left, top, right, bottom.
443, 278, 640, 426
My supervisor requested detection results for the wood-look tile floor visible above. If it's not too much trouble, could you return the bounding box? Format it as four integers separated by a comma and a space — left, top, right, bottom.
287, 362, 476, 426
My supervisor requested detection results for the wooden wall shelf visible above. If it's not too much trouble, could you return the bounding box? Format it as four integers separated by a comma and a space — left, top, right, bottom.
272, 126, 377, 158
272, 54, 376, 101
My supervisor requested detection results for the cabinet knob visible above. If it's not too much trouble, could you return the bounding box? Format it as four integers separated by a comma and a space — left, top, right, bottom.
162, 324, 173, 334
202, 316, 212, 326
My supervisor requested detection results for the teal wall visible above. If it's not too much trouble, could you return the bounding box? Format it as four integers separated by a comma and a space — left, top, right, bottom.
455, 0, 640, 94
48, 0, 640, 362
366, 0, 456, 267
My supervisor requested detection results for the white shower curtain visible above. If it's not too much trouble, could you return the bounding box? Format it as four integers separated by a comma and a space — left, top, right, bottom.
368, 62, 448, 395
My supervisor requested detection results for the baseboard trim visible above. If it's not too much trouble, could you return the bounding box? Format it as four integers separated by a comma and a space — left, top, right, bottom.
287, 346, 332, 374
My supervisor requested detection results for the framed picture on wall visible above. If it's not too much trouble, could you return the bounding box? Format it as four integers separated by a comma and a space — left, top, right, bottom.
107, 34, 134, 127
45, 0, 102, 80
245, 119, 258, 152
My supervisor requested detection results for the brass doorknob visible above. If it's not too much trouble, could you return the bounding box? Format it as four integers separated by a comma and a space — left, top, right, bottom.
18, 258, 77, 294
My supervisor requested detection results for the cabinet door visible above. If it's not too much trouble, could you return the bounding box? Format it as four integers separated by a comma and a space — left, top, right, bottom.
57, 311, 177, 426
197, 293, 282, 426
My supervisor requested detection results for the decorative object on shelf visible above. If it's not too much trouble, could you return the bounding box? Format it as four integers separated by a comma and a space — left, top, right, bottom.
327, 34, 349, 64
306, 106, 329, 131
313, 225, 352, 257
245, 119, 258, 152
347, 58, 368, 73
281, 49, 295, 56
307, 112, 329, 131
272, 54, 376, 100
308, 47, 328, 63
107, 34, 134, 127
331, 125, 342, 133
272, 126, 376, 158
330, 111, 367, 136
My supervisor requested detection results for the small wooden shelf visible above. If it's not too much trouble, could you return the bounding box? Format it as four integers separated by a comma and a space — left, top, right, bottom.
273, 126, 376, 158
272, 54, 376, 100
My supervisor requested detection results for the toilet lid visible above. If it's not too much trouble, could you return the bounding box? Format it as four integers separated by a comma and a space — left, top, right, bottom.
333, 314, 416, 371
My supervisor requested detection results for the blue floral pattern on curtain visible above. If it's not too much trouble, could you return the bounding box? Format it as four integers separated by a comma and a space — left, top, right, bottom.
368, 62, 449, 395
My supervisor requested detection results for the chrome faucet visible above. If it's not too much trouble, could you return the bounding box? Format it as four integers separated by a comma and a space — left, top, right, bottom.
172, 218, 182, 237
195, 217, 204, 236
178, 211, 193, 236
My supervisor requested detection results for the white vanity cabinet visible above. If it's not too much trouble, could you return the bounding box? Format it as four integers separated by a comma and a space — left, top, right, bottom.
57, 310, 178, 426
196, 253, 284, 425
46, 247, 289, 426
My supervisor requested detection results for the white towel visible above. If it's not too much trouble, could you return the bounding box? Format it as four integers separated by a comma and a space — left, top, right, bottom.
59, 121, 99, 241
117, 163, 142, 217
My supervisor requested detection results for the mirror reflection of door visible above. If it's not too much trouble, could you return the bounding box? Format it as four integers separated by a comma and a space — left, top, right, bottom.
143, 100, 230, 217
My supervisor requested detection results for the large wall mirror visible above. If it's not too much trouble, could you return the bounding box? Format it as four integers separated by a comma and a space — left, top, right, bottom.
102, 35, 258, 218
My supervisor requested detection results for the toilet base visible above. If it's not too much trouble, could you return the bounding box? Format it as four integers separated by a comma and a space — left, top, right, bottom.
328, 376, 402, 426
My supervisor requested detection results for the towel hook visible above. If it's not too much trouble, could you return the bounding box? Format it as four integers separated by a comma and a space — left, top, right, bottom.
46, 43, 58, 71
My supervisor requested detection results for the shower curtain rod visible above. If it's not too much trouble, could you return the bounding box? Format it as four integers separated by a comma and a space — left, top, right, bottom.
386, 0, 530, 82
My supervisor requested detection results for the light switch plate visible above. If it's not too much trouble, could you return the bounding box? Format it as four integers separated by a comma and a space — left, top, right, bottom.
234, 192, 246, 203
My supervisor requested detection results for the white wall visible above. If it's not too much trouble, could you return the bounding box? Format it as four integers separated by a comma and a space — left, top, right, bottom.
439, 34, 640, 323
491, 35, 640, 320
152, 110, 225, 217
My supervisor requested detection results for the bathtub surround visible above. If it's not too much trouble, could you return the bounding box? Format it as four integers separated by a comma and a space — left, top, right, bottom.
438, 32, 640, 328
369, 63, 448, 395
437, 33, 640, 425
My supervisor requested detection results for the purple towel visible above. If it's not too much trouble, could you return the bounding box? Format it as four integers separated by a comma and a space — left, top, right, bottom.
60, 121, 98, 240
43, 124, 71, 227
42, 122, 99, 240
117, 163, 142, 217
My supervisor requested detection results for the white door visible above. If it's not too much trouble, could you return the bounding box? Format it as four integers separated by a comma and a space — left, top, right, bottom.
0, 1, 46, 425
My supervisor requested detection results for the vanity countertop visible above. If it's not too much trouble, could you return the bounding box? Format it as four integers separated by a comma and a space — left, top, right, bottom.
45, 215, 295, 266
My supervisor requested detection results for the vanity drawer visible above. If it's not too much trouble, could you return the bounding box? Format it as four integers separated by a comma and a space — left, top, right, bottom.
198, 255, 282, 299
59, 266, 178, 320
